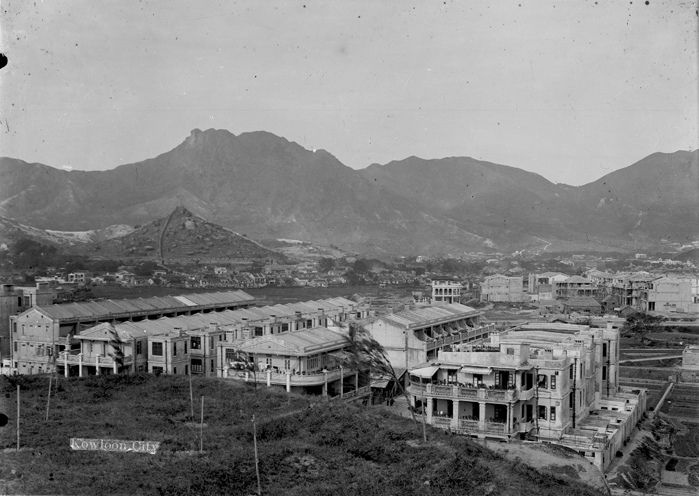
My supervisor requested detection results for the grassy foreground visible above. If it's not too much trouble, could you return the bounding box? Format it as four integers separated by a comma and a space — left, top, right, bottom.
0, 374, 604, 495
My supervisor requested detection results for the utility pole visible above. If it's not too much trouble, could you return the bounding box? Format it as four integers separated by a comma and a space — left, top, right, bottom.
252, 415, 262, 495
572, 358, 577, 429
16, 385, 20, 451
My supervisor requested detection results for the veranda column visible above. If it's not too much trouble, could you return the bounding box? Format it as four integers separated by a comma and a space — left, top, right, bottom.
451, 400, 460, 430
78, 353, 83, 378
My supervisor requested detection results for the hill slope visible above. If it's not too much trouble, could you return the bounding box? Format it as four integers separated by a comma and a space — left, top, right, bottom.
1, 130, 696, 254
0, 374, 603, 496
0, 130, 489, 255
90, 206, 283, 262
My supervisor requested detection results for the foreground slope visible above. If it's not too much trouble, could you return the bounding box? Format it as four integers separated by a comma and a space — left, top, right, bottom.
0, 374, 603, 496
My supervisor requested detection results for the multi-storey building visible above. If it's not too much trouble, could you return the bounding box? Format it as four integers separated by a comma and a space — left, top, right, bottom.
11, 290, 256, 375
527, 272, 568, 300
640, 276, 699, 313
57, 297, 367, 379
554, 276, 597, 299
363, 303, 494, 374
431, 277, 462, 304
0, 282, 55, 359
407, 322, 645, 471
609, 273, 656, 309
480, 275, 525, 303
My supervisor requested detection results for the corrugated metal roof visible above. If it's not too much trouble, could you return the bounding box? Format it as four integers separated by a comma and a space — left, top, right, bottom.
32, 290, 256, 322
382, 303, 480, 328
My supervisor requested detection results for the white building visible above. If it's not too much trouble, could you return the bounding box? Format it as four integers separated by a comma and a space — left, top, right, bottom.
431, 278, 462, 304
407, 322, 646, 471
363, 303, 494, 374
480, 275, 526, 303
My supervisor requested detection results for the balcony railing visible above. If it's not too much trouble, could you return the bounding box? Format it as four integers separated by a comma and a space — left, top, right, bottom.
424, 324, 495, 351
227, 366, 353, 387
409, 382, 520, 402
58, 351, 133, 367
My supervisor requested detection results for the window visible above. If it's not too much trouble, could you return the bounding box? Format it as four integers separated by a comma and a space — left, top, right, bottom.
210, 336, 214, 349
173, 342, 177, 356
152, 366, 163, 375
185, 365, 189, 375
538, 405, 547, 420
136, 341, 142, 355
550, 375, 556, 390
210, 359, 214, 373
550, 407, 556, 421
602, 342, 607, 357
152, 342, 163, 356
14, 342, 17, 352
506, 347, 515, 355
191, 337, 201, 350
306, 319, 313, 328
602, 366, 607, 380
184, 341, 187, 354
173, 367, 177, 375
284, 358, 291, 370
255, 327, 264, 337
569, 364, 574, 380
281, 323, 289, 332
569, 394, 574, 408
537, 374, 548, 389
191, 358, 203, 373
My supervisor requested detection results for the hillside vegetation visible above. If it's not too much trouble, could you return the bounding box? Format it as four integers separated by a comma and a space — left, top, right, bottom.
0, 374, 604, 495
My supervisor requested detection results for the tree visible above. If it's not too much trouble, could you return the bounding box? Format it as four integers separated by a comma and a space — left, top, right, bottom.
622, 312, 665, 343
318, 258, 335, 273
107, 326, 126, 374
341, 323, 419, 426
229, 350, 258, 390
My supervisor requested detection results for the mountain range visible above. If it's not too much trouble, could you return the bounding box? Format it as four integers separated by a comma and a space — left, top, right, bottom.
1, 128, 697, 256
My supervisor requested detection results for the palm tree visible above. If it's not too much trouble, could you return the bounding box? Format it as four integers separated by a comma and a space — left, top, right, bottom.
342, 322, 418, 425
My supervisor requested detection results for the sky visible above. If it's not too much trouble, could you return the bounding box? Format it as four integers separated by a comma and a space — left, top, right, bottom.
0, 0, 697, 186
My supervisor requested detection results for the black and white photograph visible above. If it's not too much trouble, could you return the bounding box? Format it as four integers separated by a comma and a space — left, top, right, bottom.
0, 1, 697, 494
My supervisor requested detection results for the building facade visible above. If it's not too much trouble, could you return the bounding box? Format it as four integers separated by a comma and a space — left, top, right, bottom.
10, 290, 256, 375
431, 278, 462, 304
363, 303, 494, 374
217, 326, 366, 397
480, 275, 525, 303
407, 322, 645, 471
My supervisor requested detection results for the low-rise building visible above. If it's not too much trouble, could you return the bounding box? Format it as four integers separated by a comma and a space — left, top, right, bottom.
217, 326, 366, 397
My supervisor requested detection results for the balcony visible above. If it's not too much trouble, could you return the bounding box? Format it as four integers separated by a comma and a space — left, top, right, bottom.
424, 324, 494, 351
58, 351, 133, 367
409, 382, 520, 402
228, 366, 353, 387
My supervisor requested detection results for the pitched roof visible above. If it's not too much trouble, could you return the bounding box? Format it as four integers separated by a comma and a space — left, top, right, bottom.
381, 303, 480, 329
234, 327, 348, 356
30, 290, 256, 322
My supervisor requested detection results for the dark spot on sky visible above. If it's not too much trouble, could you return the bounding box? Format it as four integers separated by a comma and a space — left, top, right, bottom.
0, 53, 7, 70
645, 0, 649, 4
